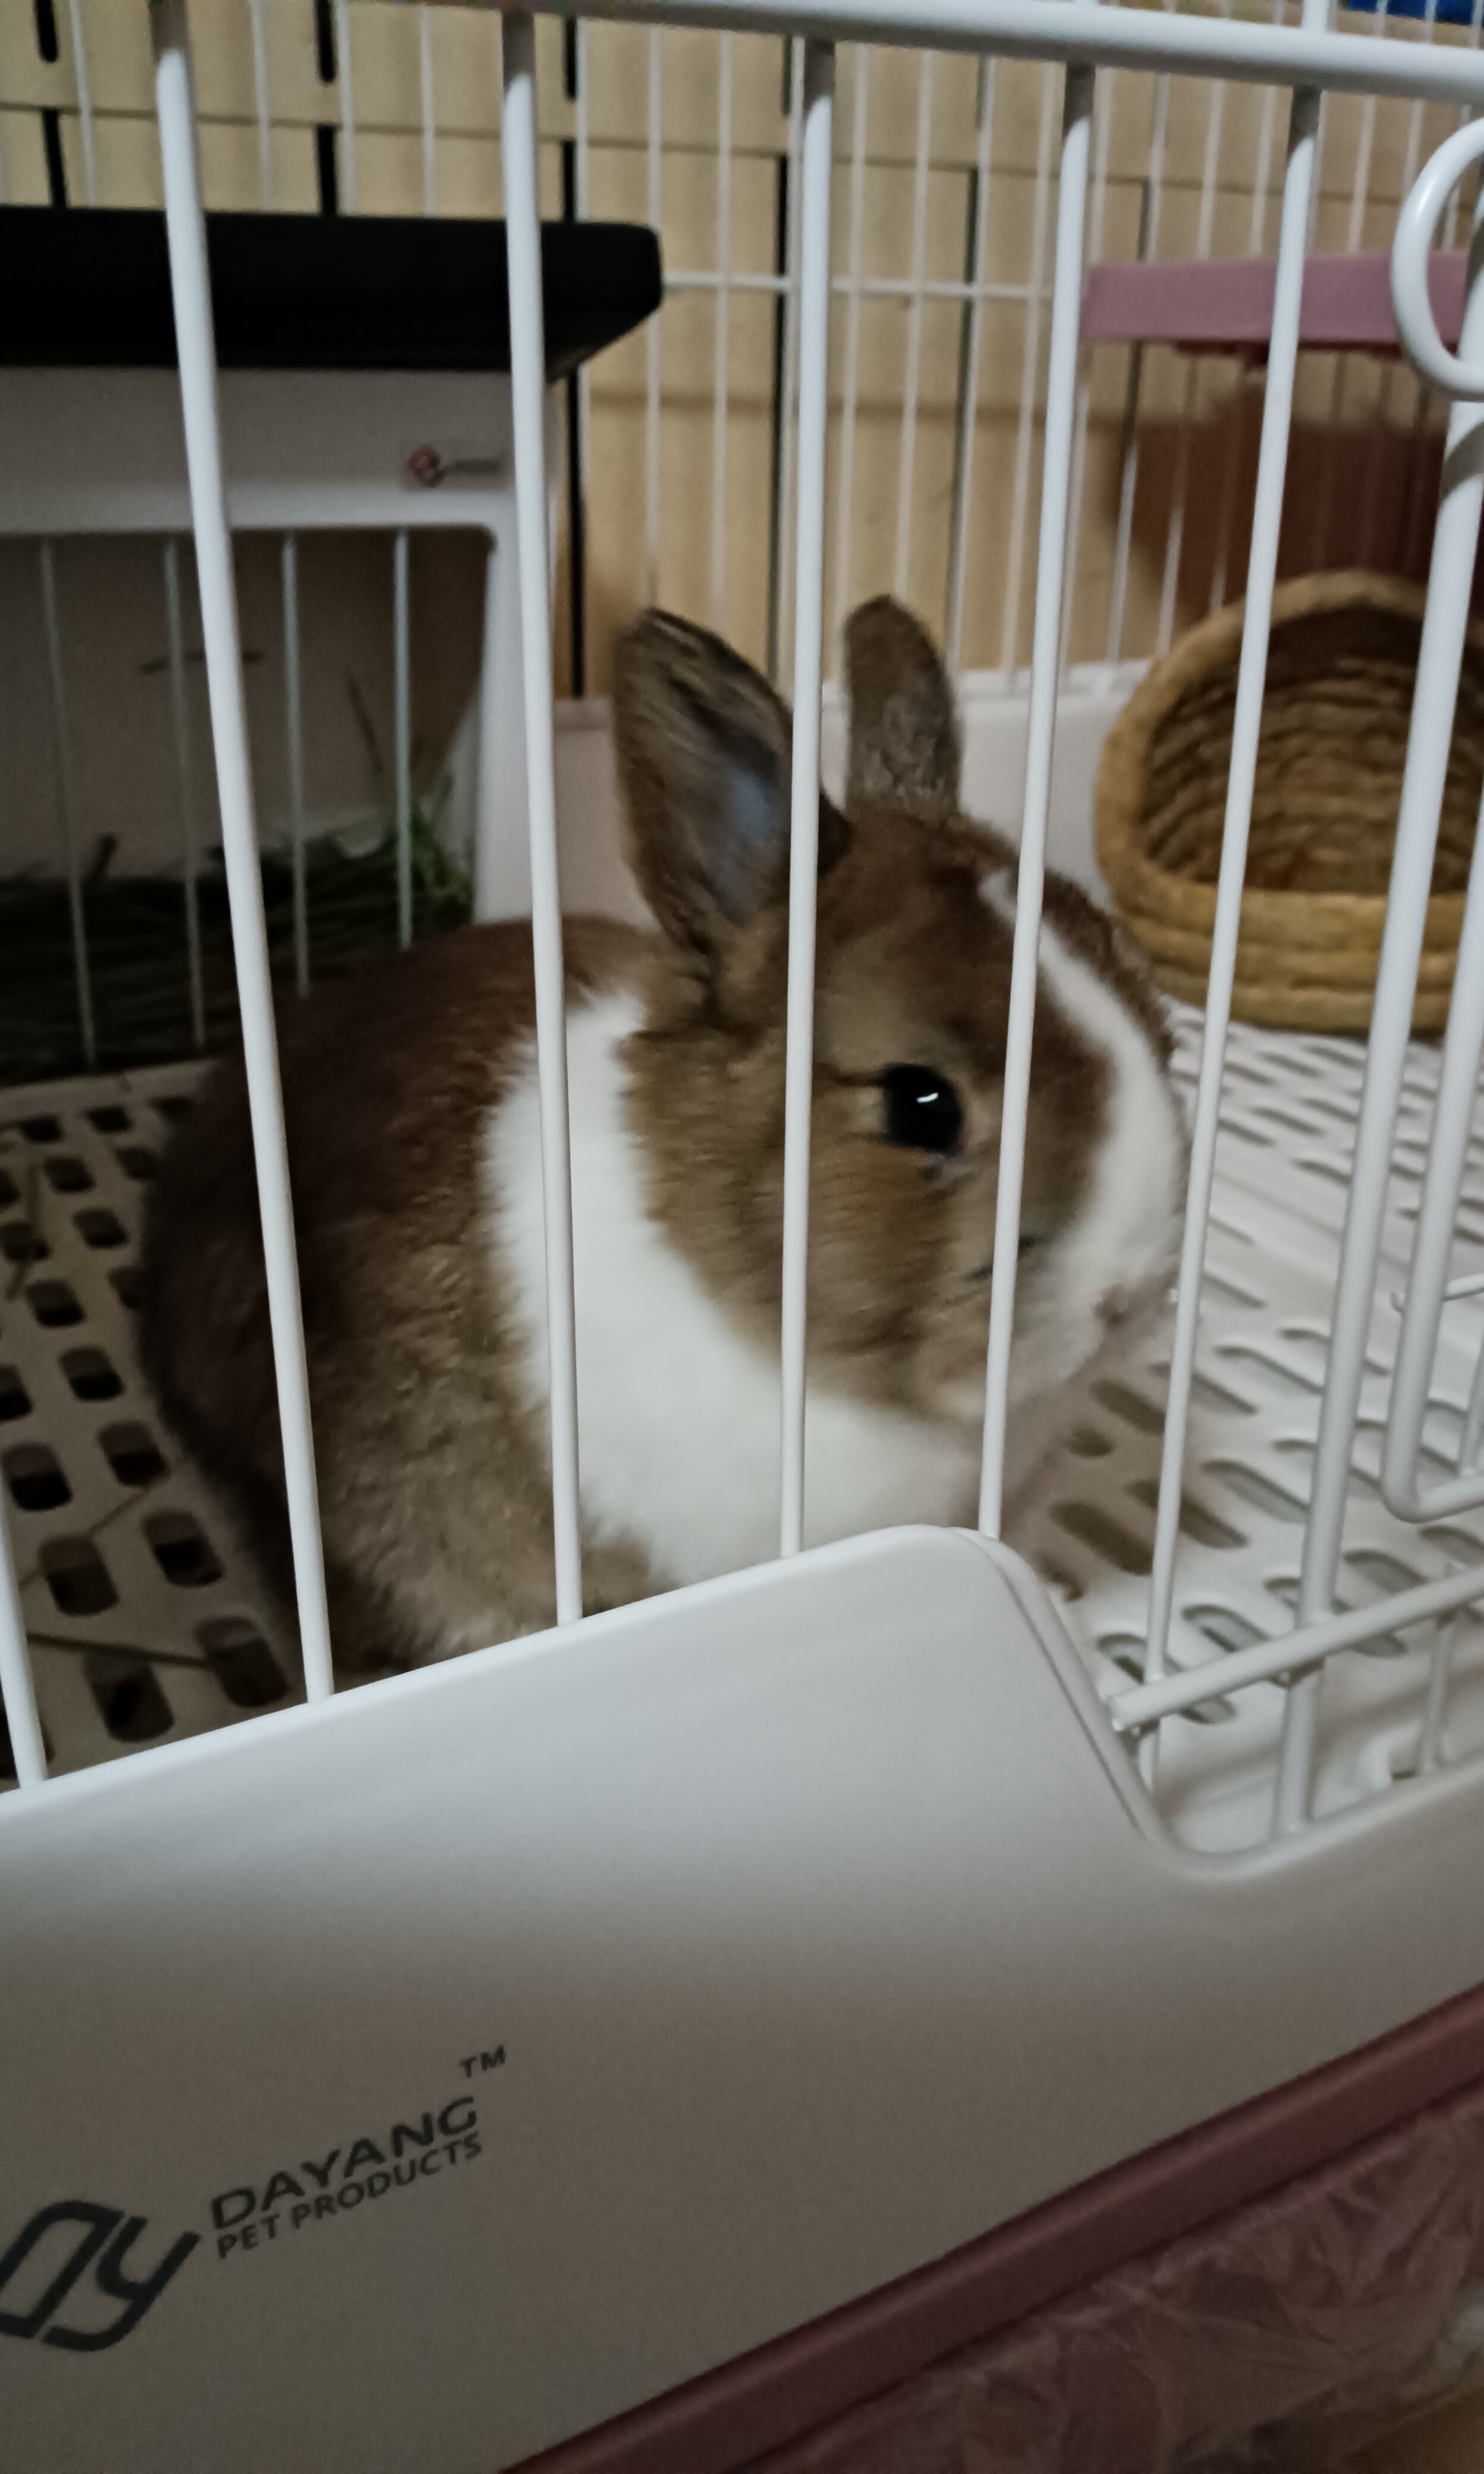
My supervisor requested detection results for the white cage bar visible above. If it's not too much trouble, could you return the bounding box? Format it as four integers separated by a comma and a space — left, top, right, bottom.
778, 34, 834, 1558
37, 538, 94, 1073
710, 32, 734, 635
152, 0, 336, 1704
1144, 1, 1327, 1770
162, 531, 208, 1047
979, 54, 1094, 1537
830, 42, 869, 654
248, 0, 274, 209
280, 530, 310, 998
1281, 123, 1484, 1829
335, 0, 359, 213
1384, 806, 1484, 1523
892, 51, 935, 606
944, 48, 995, 674
394, 527, 414, 950
998, 65, 1055, 676
555, 0, 1484, 95
502, 8, 584, 1626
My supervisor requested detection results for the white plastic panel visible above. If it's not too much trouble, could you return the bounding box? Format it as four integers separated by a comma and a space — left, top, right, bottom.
4, 1522, 1484, 2473
0, 368, 515, 539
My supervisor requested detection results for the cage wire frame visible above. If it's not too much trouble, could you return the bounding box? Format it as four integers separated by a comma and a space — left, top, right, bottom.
589, 0, 1461, 691
4, 0, 1484, 1854
606, 0, 1478, 698
18, 0, 1479, 704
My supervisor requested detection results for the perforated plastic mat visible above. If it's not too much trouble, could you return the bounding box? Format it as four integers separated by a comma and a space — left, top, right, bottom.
3, 1019, 1483, 1847
1014, 1006, 1484, 1851
0, 1062, 296, 1785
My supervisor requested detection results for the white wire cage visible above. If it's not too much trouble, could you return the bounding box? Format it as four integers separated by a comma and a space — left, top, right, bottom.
1, 5, 1476, 685
6, 0, 1484, 2467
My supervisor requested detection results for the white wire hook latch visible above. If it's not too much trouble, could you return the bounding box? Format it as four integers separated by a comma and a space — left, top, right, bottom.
1391, 116, 1484, 399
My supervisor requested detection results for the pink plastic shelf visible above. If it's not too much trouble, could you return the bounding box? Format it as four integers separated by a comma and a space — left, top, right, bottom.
1081, 249, 1466, 355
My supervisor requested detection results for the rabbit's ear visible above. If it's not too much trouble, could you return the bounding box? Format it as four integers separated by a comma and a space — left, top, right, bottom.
614, 609, 848, 955
844, 596, 961, 827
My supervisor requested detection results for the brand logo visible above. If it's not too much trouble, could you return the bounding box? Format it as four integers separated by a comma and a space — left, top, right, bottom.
209, 2088, 488, 2260
1, 2053, 504, 2339
0, 2202, 198, 2353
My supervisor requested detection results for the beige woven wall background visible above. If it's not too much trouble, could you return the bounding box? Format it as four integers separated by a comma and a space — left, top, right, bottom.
0, 0, 1472, 704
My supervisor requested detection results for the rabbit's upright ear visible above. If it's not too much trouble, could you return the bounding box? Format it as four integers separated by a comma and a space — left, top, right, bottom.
844, 596, 961, 827
613, 610, 849, 957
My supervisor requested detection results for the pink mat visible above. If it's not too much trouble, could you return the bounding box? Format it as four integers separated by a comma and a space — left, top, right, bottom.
744, 2074, 1484, 2473
523, 1989, 1484, 2474
1081, 250, 1467, 357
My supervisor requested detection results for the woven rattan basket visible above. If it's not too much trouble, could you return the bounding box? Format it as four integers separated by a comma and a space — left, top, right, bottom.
1094, 572, 1481, 1033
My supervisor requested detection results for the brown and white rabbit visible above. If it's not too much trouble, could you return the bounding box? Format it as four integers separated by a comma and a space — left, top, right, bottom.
138, 597, 1185, 1676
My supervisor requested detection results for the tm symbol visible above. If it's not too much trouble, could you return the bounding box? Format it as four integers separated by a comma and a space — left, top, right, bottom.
458, 2047, 506, 2081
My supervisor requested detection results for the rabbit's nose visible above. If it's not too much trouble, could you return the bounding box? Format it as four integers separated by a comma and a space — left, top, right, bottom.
1099, 1285, 1133, 1330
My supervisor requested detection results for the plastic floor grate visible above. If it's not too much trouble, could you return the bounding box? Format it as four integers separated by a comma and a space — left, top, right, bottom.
1012, 1006, 1484, 1850
2, 1014, 1483, 1848
0, 1061, 295, 1787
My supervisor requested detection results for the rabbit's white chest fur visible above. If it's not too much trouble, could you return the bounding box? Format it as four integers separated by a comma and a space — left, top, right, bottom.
485, 992, 982, 1590
964, 869, 1186, 1427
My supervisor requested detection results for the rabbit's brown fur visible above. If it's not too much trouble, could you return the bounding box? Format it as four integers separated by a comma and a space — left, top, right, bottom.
139, 921, 652, 1671
140, 598, 1183, 1680
626, 807, 1137, 1417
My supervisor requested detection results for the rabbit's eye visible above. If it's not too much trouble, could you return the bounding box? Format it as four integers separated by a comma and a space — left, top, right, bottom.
879, 1064, 963, 1156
